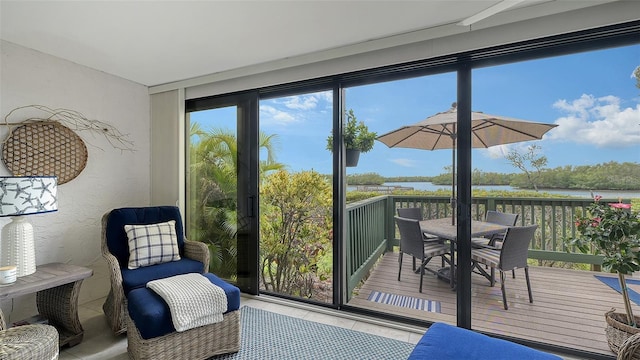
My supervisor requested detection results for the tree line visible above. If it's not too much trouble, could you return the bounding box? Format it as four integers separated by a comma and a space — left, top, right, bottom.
348, 161, 640, 190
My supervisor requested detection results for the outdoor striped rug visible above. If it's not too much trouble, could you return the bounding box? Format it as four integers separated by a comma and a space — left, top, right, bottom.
367, 291, 441, 313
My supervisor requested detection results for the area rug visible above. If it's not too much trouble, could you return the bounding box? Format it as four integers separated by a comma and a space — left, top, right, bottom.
595, 275, 640, 305
210, 306, 415, 359
367, 291, 441, 313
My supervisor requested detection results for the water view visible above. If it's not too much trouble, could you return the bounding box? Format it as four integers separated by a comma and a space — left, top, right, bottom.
357, 181, 640, 199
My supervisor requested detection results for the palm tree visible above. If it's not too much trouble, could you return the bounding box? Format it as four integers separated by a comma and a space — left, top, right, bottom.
188, 124, 283, 278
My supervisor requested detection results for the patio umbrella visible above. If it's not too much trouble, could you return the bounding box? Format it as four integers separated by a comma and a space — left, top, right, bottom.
376, 102, 558, 223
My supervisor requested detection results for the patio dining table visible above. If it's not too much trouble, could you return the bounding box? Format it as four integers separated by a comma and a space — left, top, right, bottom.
419, 218, 509, 288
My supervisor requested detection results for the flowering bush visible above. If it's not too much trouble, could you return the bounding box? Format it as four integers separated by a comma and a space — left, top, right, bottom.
571, 196, 640, 325
573, 196, 640, 273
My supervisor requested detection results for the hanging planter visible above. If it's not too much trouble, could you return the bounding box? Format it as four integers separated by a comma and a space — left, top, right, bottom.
345, 149, 361, 167
326, 109, 376, 168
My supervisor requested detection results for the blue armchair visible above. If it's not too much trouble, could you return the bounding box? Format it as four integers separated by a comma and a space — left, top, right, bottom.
101, 206, 209, 335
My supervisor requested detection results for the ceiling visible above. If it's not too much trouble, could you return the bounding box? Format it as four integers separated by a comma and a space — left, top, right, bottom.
0, 1, 619, 87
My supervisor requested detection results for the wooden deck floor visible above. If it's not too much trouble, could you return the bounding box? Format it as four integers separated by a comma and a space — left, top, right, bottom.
348, 251, 636, 358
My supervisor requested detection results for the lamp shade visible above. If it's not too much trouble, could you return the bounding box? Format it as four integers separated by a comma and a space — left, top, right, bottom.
0, 176, 57, 277
0, 176, 58, 216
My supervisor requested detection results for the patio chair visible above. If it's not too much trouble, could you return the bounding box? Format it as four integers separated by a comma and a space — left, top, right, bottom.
397, 207, 445, 269
470, 210, 519, 249
395, 216, 450, 293
471, 224, 538, 310
396, 207, 423, 220
397, 207, 443, 241
471, 210, 520, 278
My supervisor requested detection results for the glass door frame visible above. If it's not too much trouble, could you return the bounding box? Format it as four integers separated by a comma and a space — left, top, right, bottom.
184, 90, 260, 295
180, 22, 638, 358
256, 85, 341, 306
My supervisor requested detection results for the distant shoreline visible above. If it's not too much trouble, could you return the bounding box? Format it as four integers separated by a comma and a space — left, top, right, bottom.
347, 181, 640, 199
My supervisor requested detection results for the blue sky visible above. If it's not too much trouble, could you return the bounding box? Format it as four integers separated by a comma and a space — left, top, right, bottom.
194, 43, 640, 179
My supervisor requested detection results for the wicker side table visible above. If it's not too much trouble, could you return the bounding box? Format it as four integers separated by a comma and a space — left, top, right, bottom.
0, 263, 93, 347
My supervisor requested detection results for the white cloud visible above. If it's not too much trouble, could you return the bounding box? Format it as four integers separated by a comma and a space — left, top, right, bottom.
390, 158, 418, 167
547, 94, 640, 148
260, 91, 333, 128
318, 91, 333, 104
483, 144, 509, 159
282, 95, 319, 110
259, 105, 297, 126
481, 143, 546, 163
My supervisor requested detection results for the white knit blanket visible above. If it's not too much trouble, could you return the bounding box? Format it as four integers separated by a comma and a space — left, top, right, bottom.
147, 273, 228, 332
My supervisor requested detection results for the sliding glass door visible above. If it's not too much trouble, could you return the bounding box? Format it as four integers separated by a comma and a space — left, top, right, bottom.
185, 92, 259, 294
181, 25, 638, 357
341, 72, 459, 319
258, 90, 335, 303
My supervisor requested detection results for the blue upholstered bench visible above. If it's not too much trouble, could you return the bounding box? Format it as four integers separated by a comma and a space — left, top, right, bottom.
126, 272, 241, 360
408, 322, 562, 360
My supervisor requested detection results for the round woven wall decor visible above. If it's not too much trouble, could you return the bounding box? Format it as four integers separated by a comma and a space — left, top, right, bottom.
2, 121, 88, 184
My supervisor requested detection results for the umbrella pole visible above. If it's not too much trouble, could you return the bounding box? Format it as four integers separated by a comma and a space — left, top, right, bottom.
451, 137, 456, 226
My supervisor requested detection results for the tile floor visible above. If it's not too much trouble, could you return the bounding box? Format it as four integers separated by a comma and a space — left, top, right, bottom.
59, 295, 583, 360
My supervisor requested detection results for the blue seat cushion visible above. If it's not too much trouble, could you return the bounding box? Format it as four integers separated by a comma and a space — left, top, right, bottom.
121, 258, 204, 295
128, 273, 240, 340
408, 322, 562, 360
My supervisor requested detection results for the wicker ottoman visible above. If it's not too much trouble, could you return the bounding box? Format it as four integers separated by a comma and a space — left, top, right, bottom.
126, 273, 241, 360
0, 324, 59, 360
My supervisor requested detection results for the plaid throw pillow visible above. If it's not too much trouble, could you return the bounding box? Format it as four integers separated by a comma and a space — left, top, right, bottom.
125, 220, 181, 269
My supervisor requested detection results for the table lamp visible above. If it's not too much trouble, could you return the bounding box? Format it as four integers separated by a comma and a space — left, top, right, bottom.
0, 176, 58, 277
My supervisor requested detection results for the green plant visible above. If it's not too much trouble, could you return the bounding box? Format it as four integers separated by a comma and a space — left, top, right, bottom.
569, 195, 640, 326
259, 170, 332, 298
326, 109, 377, 153
188, 125, 284, 278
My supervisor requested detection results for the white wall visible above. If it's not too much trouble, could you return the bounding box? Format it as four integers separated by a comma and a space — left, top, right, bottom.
150, 90, 182, 207
0, 40, 150, 322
